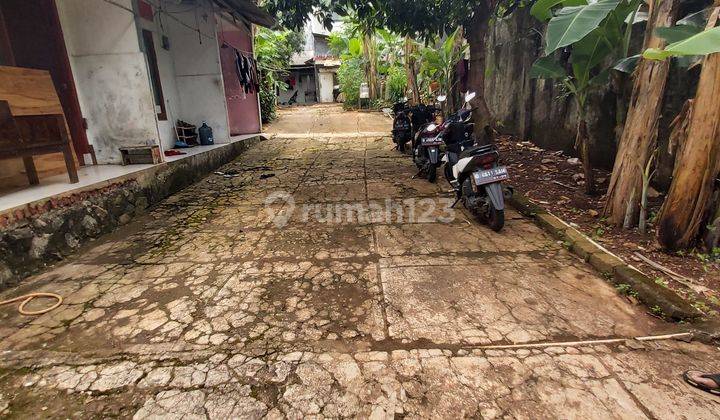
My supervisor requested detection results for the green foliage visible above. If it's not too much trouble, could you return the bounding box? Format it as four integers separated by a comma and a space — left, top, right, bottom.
328, 27, 367, 107
328, 32, 348, 56
263, 0, 513, 44
692, 301, 710, 314
255, 28, 303, 75
529, 55, 566, 78
417, 28, 467, 96
376, 29, 404, 66
612, 54, 640, 73
543, 0, 621, 54
654, 277, 669, 288
654, 25, 703, 44
644, 26, 720, 60
531, 0, 587, 21
530, 0, 640, 112
615, 283, 639, 299
329, 25, 364, 60
259, 86, 277, 123
641, 6, 717, 62
677, 7, 713, 27
261, 0, 338, 32
337, 57, 364, 108
386, 65, 407, 102
615, 283, 632, 295
255, 28, 303, 122
650, 305, 664, 317
327, 15, 407, 106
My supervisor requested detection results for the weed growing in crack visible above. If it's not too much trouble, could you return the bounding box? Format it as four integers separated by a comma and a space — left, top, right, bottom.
654, 277, 668, 288
615, 283, 638, 299
650, 305, 664, 317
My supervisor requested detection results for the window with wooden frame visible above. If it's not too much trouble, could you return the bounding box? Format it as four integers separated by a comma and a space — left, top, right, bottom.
141, 29, 167, 121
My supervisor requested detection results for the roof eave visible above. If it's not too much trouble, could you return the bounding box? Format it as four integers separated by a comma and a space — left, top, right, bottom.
214, 0, 276, 28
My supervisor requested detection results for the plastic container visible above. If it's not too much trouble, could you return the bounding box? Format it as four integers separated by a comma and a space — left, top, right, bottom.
198, 122, 214, 146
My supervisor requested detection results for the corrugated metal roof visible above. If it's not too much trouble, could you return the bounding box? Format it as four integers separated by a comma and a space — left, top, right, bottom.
214, 0, 275, 28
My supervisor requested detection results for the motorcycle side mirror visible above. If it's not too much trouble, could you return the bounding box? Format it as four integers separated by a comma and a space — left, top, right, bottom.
464, 91, 476, 103
425, 123, 437, 132
437, 95, 447, 103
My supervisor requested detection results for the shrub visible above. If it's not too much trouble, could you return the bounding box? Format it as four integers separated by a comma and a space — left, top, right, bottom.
255, 28, 302, 123
386, 65, 407, 103
337, 57, 364, 108
259, 79, 276, 124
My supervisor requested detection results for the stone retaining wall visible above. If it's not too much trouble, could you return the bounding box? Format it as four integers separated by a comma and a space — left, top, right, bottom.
484, 7, 699, 187
0, 136, 263, 290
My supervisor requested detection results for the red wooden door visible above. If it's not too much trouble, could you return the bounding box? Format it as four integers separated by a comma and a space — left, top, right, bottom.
0, 0, 89, 163
217, 17, 261, 135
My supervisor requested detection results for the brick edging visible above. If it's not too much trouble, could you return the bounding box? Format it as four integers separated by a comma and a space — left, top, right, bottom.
508, 193, 701, 322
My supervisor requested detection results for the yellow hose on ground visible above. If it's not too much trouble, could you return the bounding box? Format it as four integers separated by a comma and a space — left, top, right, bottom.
0, 293, 63, 315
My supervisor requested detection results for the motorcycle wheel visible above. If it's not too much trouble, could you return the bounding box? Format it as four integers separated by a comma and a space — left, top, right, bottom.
486, 205, 505, 232
426, 165, 437, 183
444, 163, 453, 184
413, 147, 423, 169
460, 178, 474, 211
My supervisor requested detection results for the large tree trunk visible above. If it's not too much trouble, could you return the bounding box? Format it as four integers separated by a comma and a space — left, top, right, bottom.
467, 4, 494, 144
448, 27, 465, 113
404, 36, 421, 104
603, 0, 680, 227
704, 191, 720, 250
656, 9, 720, 249
363, 33, 379, 100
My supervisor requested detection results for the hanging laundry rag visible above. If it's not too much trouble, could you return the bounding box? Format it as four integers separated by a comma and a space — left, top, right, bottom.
234, 49, 259, 94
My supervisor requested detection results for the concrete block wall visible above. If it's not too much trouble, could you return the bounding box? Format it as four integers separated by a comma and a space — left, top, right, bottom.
56, 0, 159, 164
56, 0, 237, 163
167, 1, 231, 142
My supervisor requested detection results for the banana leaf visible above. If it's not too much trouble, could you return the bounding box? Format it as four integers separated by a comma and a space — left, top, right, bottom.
530, 0, 587, 22
644, 26, 720, 60
677, 8, 712, 27
655, 25, 703, 44
545, 0, 623, 54
530, 55, 566, 78
612, 54, 640, 73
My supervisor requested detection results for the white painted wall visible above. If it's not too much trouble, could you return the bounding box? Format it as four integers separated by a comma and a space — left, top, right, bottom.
56, 0, 159, 164
317, 70, 334, 103
139, 14, 181, 152
165, 1, 230, 143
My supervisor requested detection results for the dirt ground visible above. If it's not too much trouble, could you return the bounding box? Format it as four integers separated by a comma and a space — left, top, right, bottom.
498, 136, 720, 317
0, 104, 719, 418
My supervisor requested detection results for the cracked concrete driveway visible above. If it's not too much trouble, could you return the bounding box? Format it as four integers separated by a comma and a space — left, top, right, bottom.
1, 104, 719, 418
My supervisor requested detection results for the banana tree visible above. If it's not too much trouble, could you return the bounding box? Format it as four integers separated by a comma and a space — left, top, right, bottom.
418, 28, 468, 104
643, 2, 720, 250
530, 0, 641, 195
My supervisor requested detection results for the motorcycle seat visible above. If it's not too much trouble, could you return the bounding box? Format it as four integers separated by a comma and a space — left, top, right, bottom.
459, 144, 496, 159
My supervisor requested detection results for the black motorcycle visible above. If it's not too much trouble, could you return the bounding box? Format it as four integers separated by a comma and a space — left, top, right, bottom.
412, 100, 444, 182
442, 92, 511, 232
391, 98, 411, 152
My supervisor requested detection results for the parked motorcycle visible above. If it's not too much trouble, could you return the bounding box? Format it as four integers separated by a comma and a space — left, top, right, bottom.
412, 97, 445, 182
391, 98, 412, 152
442, 92, 511, 231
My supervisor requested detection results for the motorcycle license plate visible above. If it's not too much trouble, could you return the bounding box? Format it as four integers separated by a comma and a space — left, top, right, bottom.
422, 138, 442, 146
473, 166, 509, 185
